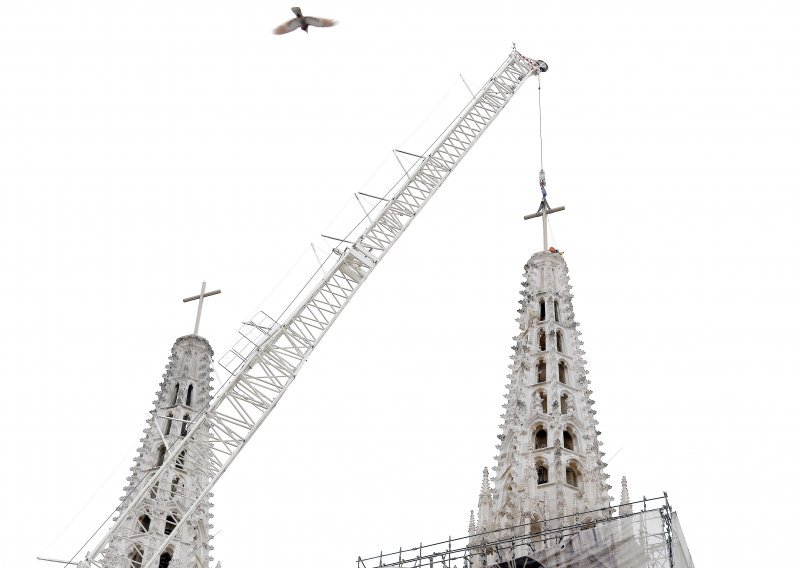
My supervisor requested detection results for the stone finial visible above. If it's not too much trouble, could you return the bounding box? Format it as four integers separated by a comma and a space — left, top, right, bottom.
481, 466, 490, 495
468, 510, 476, 534
620, 476, 632, 515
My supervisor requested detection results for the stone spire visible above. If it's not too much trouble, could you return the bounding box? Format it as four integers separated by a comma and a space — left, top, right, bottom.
477, 467, 493, 532
111, 335, 216, 568
469, 249, 612, 549
620, 476, 632, 515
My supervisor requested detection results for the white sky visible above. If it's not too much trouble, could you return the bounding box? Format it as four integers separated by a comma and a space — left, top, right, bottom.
1, 1, 798, 566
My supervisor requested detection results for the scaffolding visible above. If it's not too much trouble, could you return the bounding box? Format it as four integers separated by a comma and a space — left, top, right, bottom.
357, 495, 694, 568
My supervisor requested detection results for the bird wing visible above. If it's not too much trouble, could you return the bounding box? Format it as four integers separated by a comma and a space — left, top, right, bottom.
304, 17, 337, 28
273, 18, 301, 34
291, 6, 303, 17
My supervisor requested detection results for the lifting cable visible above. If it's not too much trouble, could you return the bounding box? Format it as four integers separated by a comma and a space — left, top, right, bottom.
538, 73, 545, 174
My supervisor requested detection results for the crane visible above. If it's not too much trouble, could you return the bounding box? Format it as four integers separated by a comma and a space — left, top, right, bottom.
76, 48, 547, 568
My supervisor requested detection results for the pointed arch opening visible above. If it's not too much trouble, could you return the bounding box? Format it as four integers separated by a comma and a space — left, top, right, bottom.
536, 462, 549, 485
536, 360, 547, 383
539, 299, 545, 321
185, 384, 194, 407
128, 546, 143, 568
529, 514, 545, 551
534, 426, 548, 449
171, 383, 179, 406
155, 445, 166, 467
158, 552, 173, 568
560, 394, 569, 415
554, 300, 561, 322
558, 361, 567, 384
529, 515, 543, 535
538, 330, 546, 351
534, 390, 547, 414
180, 414, 190, 437
164, 513, 179, 535
175, 450, 185, 471
563, 430, 574, 451
566, 461, 582, 488
556, 331, 564, 353
164, 413, 173, 436
137, 514, 151, 533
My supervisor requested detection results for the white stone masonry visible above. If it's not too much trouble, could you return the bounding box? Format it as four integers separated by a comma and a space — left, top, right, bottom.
110, 335, 216, 568
469, 251, 615, 546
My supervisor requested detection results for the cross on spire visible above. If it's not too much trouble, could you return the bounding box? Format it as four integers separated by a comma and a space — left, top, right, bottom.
523, 169, 564, 252
182, 281, 221, 336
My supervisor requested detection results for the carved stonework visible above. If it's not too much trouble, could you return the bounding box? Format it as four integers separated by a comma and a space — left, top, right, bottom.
469, 251, 613, 545
111, 335, 216, 568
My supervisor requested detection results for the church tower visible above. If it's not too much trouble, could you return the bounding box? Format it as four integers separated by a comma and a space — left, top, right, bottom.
470, 248, 613, 541
468, 172, 618, 553
109, 335, 216, 568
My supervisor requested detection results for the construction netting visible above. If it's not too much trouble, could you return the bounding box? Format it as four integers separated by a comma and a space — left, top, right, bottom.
358, 496, 694, 568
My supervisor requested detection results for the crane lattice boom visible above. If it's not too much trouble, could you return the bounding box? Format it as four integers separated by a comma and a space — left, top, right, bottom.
79, 49, 547, 568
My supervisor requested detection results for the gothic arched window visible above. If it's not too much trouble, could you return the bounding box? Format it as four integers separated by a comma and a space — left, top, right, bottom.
556, 331, 564, 353
554, 300, 561, 322
534, 427, 548, 449
560, 394, 569, 415
171, 383, 179, 406
138, 515, 150, 533
159, 552, 172, 568
558, 361, 567, 384
535, 391, 547, 413
155, 445, 166, 467
566, 462, 581, 488
185, 384, 194, 407
537, 361, 547, 383
529, 514, 545, 550
538, 330, 546, 351
128, 546, 143, 568
180, 414, 190, 437
164, 414, 173, 436
529, 516, 543, 536
539, 299, 546, 321
563, 430, 574, 451
164, 514, 178, 535
536, 464, 549, 484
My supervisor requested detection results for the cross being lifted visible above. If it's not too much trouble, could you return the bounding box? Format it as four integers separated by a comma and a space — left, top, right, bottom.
523, 71, 564, 252
183, 281, 221, 336
523, 169, 564, 252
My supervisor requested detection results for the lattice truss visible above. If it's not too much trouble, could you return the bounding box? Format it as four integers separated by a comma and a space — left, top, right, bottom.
78, 50, 547, 568
357, 498, 684, 568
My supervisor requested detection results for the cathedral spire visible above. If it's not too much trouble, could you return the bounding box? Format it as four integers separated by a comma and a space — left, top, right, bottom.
111, 335, 217, 568
469, 247, 612, 551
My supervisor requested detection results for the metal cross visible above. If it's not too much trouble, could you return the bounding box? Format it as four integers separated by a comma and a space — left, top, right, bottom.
183, 281, 221, 335
523, 169, 564, 252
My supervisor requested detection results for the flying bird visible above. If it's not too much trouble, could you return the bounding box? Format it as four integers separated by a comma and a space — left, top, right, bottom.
273, 7, 337, 35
